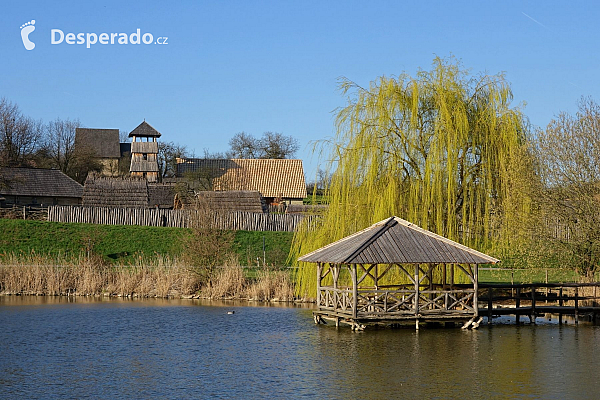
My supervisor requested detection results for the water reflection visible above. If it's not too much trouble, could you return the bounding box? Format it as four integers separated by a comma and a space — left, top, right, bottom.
1, 296, 599, 399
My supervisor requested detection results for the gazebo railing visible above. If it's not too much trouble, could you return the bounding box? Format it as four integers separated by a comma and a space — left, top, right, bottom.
318, 287, 476, 317
318, 287, 354, 313
416, 289, 475, 314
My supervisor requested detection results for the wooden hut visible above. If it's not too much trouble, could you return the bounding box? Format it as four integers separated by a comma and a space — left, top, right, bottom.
175, 158, 307, 205
0, 167, 83, 206
74, 128, 121, 177
83, 174, 149, 207
298, 216, 499, 330
194, 190, 265, 213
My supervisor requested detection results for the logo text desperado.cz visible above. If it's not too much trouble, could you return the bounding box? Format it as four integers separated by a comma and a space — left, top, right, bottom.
51, 29, 167, 48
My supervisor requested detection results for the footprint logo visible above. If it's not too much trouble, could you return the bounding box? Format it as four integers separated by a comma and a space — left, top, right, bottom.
20, 20, 36, 50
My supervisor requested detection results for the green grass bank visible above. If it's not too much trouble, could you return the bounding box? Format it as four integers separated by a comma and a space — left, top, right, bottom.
0, 219, 294, 266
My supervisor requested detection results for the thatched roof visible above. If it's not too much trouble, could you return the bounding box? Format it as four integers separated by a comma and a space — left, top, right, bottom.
83, 175, 148, 207
195, 190, 265, 213
176, 158, 307, 199
75, 128, 120, 158
128, 121, 161, 138
148, 184, 175, 208
298, 216, 500, 265
0, 167, 83, 198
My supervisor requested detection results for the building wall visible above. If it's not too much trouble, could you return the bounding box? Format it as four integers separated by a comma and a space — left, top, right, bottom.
99, 158, 120, 177
0, 195, 82, 206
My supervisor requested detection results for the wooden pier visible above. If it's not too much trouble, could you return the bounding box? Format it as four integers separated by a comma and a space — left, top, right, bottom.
298, 217, 600, 330
479, 282, 600, 325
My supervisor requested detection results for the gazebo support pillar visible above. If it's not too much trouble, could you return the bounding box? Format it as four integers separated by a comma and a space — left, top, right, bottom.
473, 264, 479, 318
316, 262, 322, 307
414, 264, 420, 316
352, 265, 358, 319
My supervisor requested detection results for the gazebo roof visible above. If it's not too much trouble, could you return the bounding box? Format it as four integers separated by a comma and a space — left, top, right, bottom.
298, 216, 500, 265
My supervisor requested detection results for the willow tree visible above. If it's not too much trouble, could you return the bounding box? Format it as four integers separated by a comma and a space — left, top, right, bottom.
292, 58, 532, 297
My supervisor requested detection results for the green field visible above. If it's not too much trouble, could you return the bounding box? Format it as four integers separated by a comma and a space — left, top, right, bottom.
478, 267, 594, 284
0, 219, 294, 266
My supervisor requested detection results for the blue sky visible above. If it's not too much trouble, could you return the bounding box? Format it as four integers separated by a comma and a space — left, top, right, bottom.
1, 1, 599, 179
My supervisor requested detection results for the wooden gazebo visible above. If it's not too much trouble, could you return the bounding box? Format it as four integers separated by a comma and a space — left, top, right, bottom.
298, 216, 499, 330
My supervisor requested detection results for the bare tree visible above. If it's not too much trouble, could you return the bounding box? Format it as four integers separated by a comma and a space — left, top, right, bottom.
44, 118, 81, 175
259, 131, 299, 159
0, 98, 43, 167
534, 97, 600, 279
228, 131, 299, 159
202, 148, 227, 159
69, 146, 103, 184
158, 141, 188, 180
228, 131, 260, 158
119, 130, 130, 143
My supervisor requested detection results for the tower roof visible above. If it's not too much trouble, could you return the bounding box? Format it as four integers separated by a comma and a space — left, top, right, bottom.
128, 121, 161, 138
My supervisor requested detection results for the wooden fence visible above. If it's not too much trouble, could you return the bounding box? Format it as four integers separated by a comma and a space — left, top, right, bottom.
47, 205, 316, 232
0, 205, 48, 221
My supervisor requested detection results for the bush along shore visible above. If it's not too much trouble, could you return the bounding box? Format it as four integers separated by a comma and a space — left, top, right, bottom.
0, 253, 296, 302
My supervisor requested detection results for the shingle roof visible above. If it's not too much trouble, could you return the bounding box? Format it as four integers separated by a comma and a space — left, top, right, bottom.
177, 158, 307, 199
298, 216, 500, 265
128, 121, 161, 138
75, 128, 121, 158
0, 167, 83, 198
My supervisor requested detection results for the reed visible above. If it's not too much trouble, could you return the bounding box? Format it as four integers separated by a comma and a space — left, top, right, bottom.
0, 253, 295, 301
0, 253, 204, 298
248, 270, 294, 301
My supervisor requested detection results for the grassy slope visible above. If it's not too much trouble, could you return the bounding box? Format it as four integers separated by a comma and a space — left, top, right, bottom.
0, 219, 294, 266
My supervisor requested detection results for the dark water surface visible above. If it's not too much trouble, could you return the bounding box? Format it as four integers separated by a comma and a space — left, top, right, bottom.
1, 296, 599, 399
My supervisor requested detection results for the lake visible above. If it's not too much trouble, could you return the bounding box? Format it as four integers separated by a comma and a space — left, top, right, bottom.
1, 296, 599, 399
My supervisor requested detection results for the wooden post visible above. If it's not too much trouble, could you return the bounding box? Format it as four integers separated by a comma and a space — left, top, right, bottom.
488, 287, 493, 325
531, 285, 536, 324
575, 286, 579, 325
316, 262, 322, 307
515, 287, 521, 325
414, 264, 420, 317
442, 264, 447, 289
545, 269, 549, 304
511, 271, 514, 299
352, 264, 358, 319
333, 264, 339, 312
559, 287, 563, 325
473, 264, 479, 318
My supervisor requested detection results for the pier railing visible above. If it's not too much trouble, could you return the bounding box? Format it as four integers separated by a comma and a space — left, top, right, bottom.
477, 282, 600, 324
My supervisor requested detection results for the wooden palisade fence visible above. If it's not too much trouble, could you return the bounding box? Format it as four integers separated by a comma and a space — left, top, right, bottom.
47, 205, 316, 232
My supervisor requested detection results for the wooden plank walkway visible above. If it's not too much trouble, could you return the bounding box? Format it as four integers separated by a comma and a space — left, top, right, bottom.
478, 282, 600, 325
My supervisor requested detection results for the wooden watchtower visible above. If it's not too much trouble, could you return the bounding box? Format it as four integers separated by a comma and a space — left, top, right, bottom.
129, 121, 160, 182
298, 216, 500, 330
